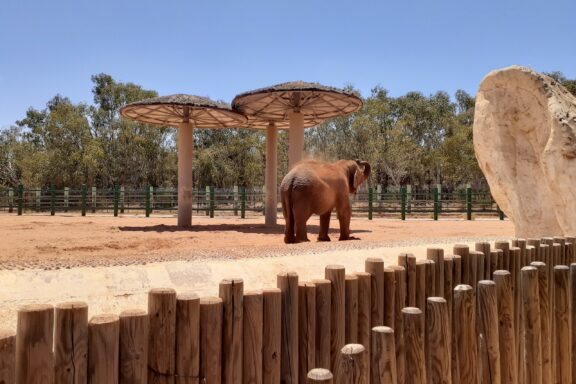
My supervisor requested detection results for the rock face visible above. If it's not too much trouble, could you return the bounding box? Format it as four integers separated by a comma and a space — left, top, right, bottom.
474, 66, 576, 238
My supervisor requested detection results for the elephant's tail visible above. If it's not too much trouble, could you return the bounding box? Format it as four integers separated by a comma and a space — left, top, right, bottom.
282, 179, 296, 243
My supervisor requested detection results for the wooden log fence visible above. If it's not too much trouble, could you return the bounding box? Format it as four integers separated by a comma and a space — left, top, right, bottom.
3, 236, 576, 383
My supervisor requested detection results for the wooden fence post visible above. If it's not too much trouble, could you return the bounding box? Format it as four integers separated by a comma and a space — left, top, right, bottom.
337, 344, 365, 384
220, 279, 244, 384
176, 293, 200, 384
345, 275, 358, 344
371, 326, 396, 384
493, 271, 517, 384
325, 265, 345, 375
453, 245, 470, 286
54, 302, 88, 383
262, 288, 282, 384
364, 258, 384, 327
312, 279, 331, 370
119, 309, 149, 384
243, 291, 263, 384
530, 261, 551, 384
0, 330, 15, 384
453, 285, 477, 384
200, 297, 223, 383
443, 256, 454, 320
427, 248, 444, 296
299, 282, 316, 384
148, 288, 176, 382
89, 314, 120, 384
477, 280, 501, 384
426, 297, 451, 384
415, 260, 428, 311
570, 263, 576, 383
16, 304, 54, 384
553, 265, 571, 384
383, 268, 395, 328
278, 272, 298, 384
475, 242, 491, 280
397, 253, 416, 307
390, 265, 406, 384
307, 368, 333, 383
403, 307, 426, 384
521, 266, 542, 384
355, 272, 371, 384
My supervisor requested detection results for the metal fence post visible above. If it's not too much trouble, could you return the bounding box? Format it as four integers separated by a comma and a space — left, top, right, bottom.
241, 187, 246, 219
401, 186, 407, 220
205, 186, 210, 216
113, 185, 119, 217
17, 184, 23, 216
209, 186, 215, 218
81, 184, 87, 216
145, 186, 151, 218
368, 187, 373, 220
466, 185, 472, 221
433, 186, 439, 220
50, 184, 55, 216
8, 187, 13, 213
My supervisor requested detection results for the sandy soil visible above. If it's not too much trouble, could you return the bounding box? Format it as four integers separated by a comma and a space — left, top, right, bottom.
0, 214, 514, 330
0, 214, 513, 269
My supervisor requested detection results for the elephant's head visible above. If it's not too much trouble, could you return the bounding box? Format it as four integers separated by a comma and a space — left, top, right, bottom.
345, 160, 371, 194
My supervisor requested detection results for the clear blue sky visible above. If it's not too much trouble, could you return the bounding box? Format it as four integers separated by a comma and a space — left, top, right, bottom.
1, 0, 574, 129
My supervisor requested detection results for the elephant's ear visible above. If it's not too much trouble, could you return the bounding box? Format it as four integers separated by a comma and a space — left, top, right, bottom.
353, 167, 364, 190
347, 164, 358, 193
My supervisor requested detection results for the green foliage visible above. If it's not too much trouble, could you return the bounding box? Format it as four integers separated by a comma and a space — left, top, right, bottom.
544, 71, 576, 97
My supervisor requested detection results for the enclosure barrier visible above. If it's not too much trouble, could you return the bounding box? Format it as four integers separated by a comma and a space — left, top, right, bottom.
3, 236, 572, 383
0, 185, 504, 220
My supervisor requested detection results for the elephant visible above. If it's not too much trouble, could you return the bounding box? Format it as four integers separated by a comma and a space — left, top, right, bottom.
280, 159, 371, 244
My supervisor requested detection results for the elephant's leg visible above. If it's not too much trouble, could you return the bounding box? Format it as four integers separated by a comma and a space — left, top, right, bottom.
295, 212, 311, 243
337, 204, 359, 241
318, 211, 331, 241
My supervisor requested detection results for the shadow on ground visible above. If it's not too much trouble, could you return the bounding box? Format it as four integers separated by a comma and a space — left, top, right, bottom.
118, 223, 371, 235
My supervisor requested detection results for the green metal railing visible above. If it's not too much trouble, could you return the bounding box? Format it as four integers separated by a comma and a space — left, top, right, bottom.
0, 185, 505, 220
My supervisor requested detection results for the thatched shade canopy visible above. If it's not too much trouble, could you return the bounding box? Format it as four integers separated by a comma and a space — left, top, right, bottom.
120, 94, 246, 128
120, 94, 246, 228
232, 81, 362, 128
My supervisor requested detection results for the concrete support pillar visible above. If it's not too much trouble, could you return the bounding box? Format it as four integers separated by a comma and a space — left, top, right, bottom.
265, 122, 278, 226
178, 122, 194, 227
288, 110, 304, 170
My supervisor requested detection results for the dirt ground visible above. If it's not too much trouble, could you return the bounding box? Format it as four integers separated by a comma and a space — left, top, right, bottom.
0, 214, 514, 269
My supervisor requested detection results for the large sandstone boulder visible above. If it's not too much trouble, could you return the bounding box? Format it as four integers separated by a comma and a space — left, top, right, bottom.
474, 66, 576, 237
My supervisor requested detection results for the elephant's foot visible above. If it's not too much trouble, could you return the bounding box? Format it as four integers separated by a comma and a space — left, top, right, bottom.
339, 235, 360, 241
284, 234, 296, 244
295, 236, 310, 243
318, 235, 331, 242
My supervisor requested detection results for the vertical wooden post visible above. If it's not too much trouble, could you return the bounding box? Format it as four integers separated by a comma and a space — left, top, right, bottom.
566, 237, 576, 264
493, 271, 517, 384
529, 261, 551, 384
402, 307, 426, 384
452, 254, 462, 286
495, 241, 510, 271
490, 250, 501, 277
469, 251, 483, 289
220, 278, 244, 384
553, 237, 566, 264
299, 282, 316, 384
355, 272, 371, 384
475, 242, 491, 280
426, 297, 451, 384
512, 239, 527, 265
364, 258, 384, 327
243, 291, 263, 384
54, 302, 88, 384
200, 297, 223, 384
344, 275, 358, 344
570, 263, 576, 383
443, 256, 455, 320
453, 245, 470, 286
427, 248, 444, 296
453, 285, 477, 384
477, 280, 501, 384
397, 253, 416, 307
148, 288, 176, 382
89, 314, 120, 384
553, 265, 571, 384
262, 288, 281, 384
415, 260, 428, 311
371, 326, 396, 384
312, 279, 331, 370
176, 293, 200, 384
16, 304, 54, 384
278, 272, 298, 384
0, 330, 15, 384
390, 265, 406, 384
307, 369, 333, 383
337, 344, 365, 384
325, 265, 345, 375
521, 266, 542, 384
383, 268, 395, 328
119, 309, 149, 384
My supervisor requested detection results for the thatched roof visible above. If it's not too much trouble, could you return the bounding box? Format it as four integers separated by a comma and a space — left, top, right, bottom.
232, 81, 363, 128
120, 94, 247, 128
